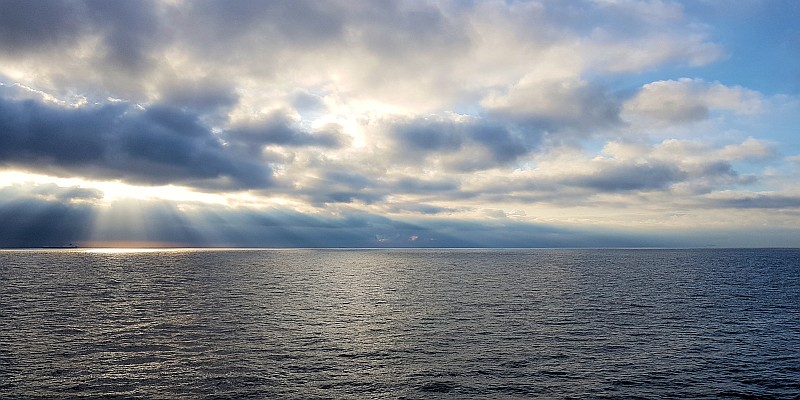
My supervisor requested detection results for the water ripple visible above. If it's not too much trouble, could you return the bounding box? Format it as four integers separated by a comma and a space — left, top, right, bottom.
0, 248, 798, 398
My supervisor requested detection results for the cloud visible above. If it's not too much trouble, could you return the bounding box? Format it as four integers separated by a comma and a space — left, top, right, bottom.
649, 138, 775, 163
28, 184, 104, 203
447, 137, 773, 207
184, 0, 347, 49
702, 193, 800, 209
567, 162, 687, 192
0, 0, 724, 113
386, 203, 459, 215
0, 96, 272, 189
0, 184, 668, 248
0, 184, 96, 247
391, 118, 464, 153
0, 0, 173, 101
388, 116, 530, 171
481, 79, 622, 131
624, 78, 764, 124
718, 138, 774, 161
0, 1, 83, 54
0, 1, 796, 247
227, 111, 348, 150
391, 177, 459, 194
574, 138, 770, 194
83, 0, 166, 74
158, 77, 239, 114
1, 183, 103, 203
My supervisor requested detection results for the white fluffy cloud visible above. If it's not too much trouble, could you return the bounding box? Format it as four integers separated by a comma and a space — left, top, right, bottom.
624, 78, 764, 124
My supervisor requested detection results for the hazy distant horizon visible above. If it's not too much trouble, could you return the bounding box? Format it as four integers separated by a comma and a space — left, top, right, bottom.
3, 245, 799, 251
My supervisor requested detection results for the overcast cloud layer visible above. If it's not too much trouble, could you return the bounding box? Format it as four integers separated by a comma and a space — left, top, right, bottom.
1, 0, 799, 247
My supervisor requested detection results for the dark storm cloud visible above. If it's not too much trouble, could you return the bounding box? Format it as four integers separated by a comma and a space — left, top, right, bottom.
0, 96, 271, 189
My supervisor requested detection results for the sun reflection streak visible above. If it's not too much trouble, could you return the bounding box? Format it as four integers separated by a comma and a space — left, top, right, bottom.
83, 248, 171, 254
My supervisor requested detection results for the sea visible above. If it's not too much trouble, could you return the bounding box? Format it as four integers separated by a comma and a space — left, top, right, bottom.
0, 248, 798, 399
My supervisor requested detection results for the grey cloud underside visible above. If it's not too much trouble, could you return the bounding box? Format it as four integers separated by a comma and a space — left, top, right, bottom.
569, 163, 688, 192
272, 168, 464, 208
304, 171, 385, 205
0, 97, 278, 189
159, 78, 239, 114
0, 1, 83, 53
486, 81, 623, 135
386, 203, 460, 215
390, 118, 532, 171
0, 0, 691, 61
183, 0, 471, 70
705, 194, 800, 209
0, 0, 164, 72
0, 92, 750, 204
277, 148, 755, 207
2, 92, 700, 199
392, 178, 458, 194
188, 0, 346, 46
229, 112, 348, 149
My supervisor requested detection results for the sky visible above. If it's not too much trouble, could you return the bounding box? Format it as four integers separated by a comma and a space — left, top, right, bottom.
1, 0, 799, 248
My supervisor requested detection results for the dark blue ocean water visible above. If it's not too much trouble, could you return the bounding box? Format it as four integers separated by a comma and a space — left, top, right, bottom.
0, 248, 798, 399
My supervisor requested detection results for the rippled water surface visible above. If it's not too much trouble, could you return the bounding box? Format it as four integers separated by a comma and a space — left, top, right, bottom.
1, 248, 799, 399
